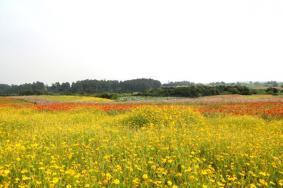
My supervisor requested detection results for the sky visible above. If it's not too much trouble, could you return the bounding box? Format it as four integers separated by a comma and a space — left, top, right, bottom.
0, 0, 282, 85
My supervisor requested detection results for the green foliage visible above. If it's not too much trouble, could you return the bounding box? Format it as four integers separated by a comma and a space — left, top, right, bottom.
49, 82, 71, 94
70, 79, 161, 94
95, 93, 119, 100
122, 106, 204, 128
120, 78, 161, 92
265, 87, 279, 95
0, 82, 46, 96
144, 85, 255, 97
0, 84, 10, 96
0, 79, 161, 96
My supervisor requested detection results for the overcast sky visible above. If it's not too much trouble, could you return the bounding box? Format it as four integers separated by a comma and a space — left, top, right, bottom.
0, 0, 282, 84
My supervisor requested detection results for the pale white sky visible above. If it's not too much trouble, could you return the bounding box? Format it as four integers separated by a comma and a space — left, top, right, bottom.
0, 0, 282, 84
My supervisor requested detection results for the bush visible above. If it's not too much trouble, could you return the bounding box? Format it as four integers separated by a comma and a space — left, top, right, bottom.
95, 93, 118, 100
122, 106, 204, 128
265, 87, 279, 95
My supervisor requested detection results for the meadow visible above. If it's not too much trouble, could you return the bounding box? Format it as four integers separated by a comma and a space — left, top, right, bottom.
12, 95, 112, 104
0, 95, 282, 187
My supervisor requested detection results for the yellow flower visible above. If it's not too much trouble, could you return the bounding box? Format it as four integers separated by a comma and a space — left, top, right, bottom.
52, 177, 60, 184
249, 183, 257, 188
278, 179, 283, 186
259, 179, 268, 186
172, 185, 178, 188
65, 169, 76, 176
112, 179, 120, 185
185, 167, 192, 173
66, 185, 72, 188
217, 182, 225, 187
259, 171, 268, 177
227, 175, 237, 181
132, 178, 140, 185
142, 174, 148, 180
22, 176, 31, 181
21, 169, 28, 174
3, 169, 10, 176
176, 172, 182, 177
167, 180, 172, 186
201, 170, 208, 175
105, 173, 112, 181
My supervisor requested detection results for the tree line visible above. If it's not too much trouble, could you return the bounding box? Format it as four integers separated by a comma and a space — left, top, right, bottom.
0, 79, 161, 96
142, 85, 256, 98
159, 81, 283, 97
0, 79, 282, 97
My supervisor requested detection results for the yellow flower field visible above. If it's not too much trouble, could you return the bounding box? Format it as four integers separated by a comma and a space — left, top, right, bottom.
34, 95, 112, 103
0, 103, 282, 187
18, 95, 113, 103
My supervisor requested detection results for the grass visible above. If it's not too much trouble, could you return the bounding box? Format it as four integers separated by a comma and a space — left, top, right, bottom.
0, 97, 29, 105
24, 95, 113, 103
0, 102, 282, 187
246, 95, 283, 99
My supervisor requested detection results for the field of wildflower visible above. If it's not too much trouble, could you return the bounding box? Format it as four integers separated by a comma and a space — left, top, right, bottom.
0, 96, 282, 187
12, 95, 112, 104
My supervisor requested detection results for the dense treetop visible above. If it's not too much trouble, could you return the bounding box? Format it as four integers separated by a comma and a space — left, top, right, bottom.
0, 79, 161, 96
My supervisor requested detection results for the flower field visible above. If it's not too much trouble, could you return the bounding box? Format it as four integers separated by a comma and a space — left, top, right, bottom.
11, 95, 112, 104
0, 96, 282, 187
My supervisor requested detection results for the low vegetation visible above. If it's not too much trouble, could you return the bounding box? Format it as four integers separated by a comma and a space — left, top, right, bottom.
0, 97, 282, 187
27, 95, 112, 103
